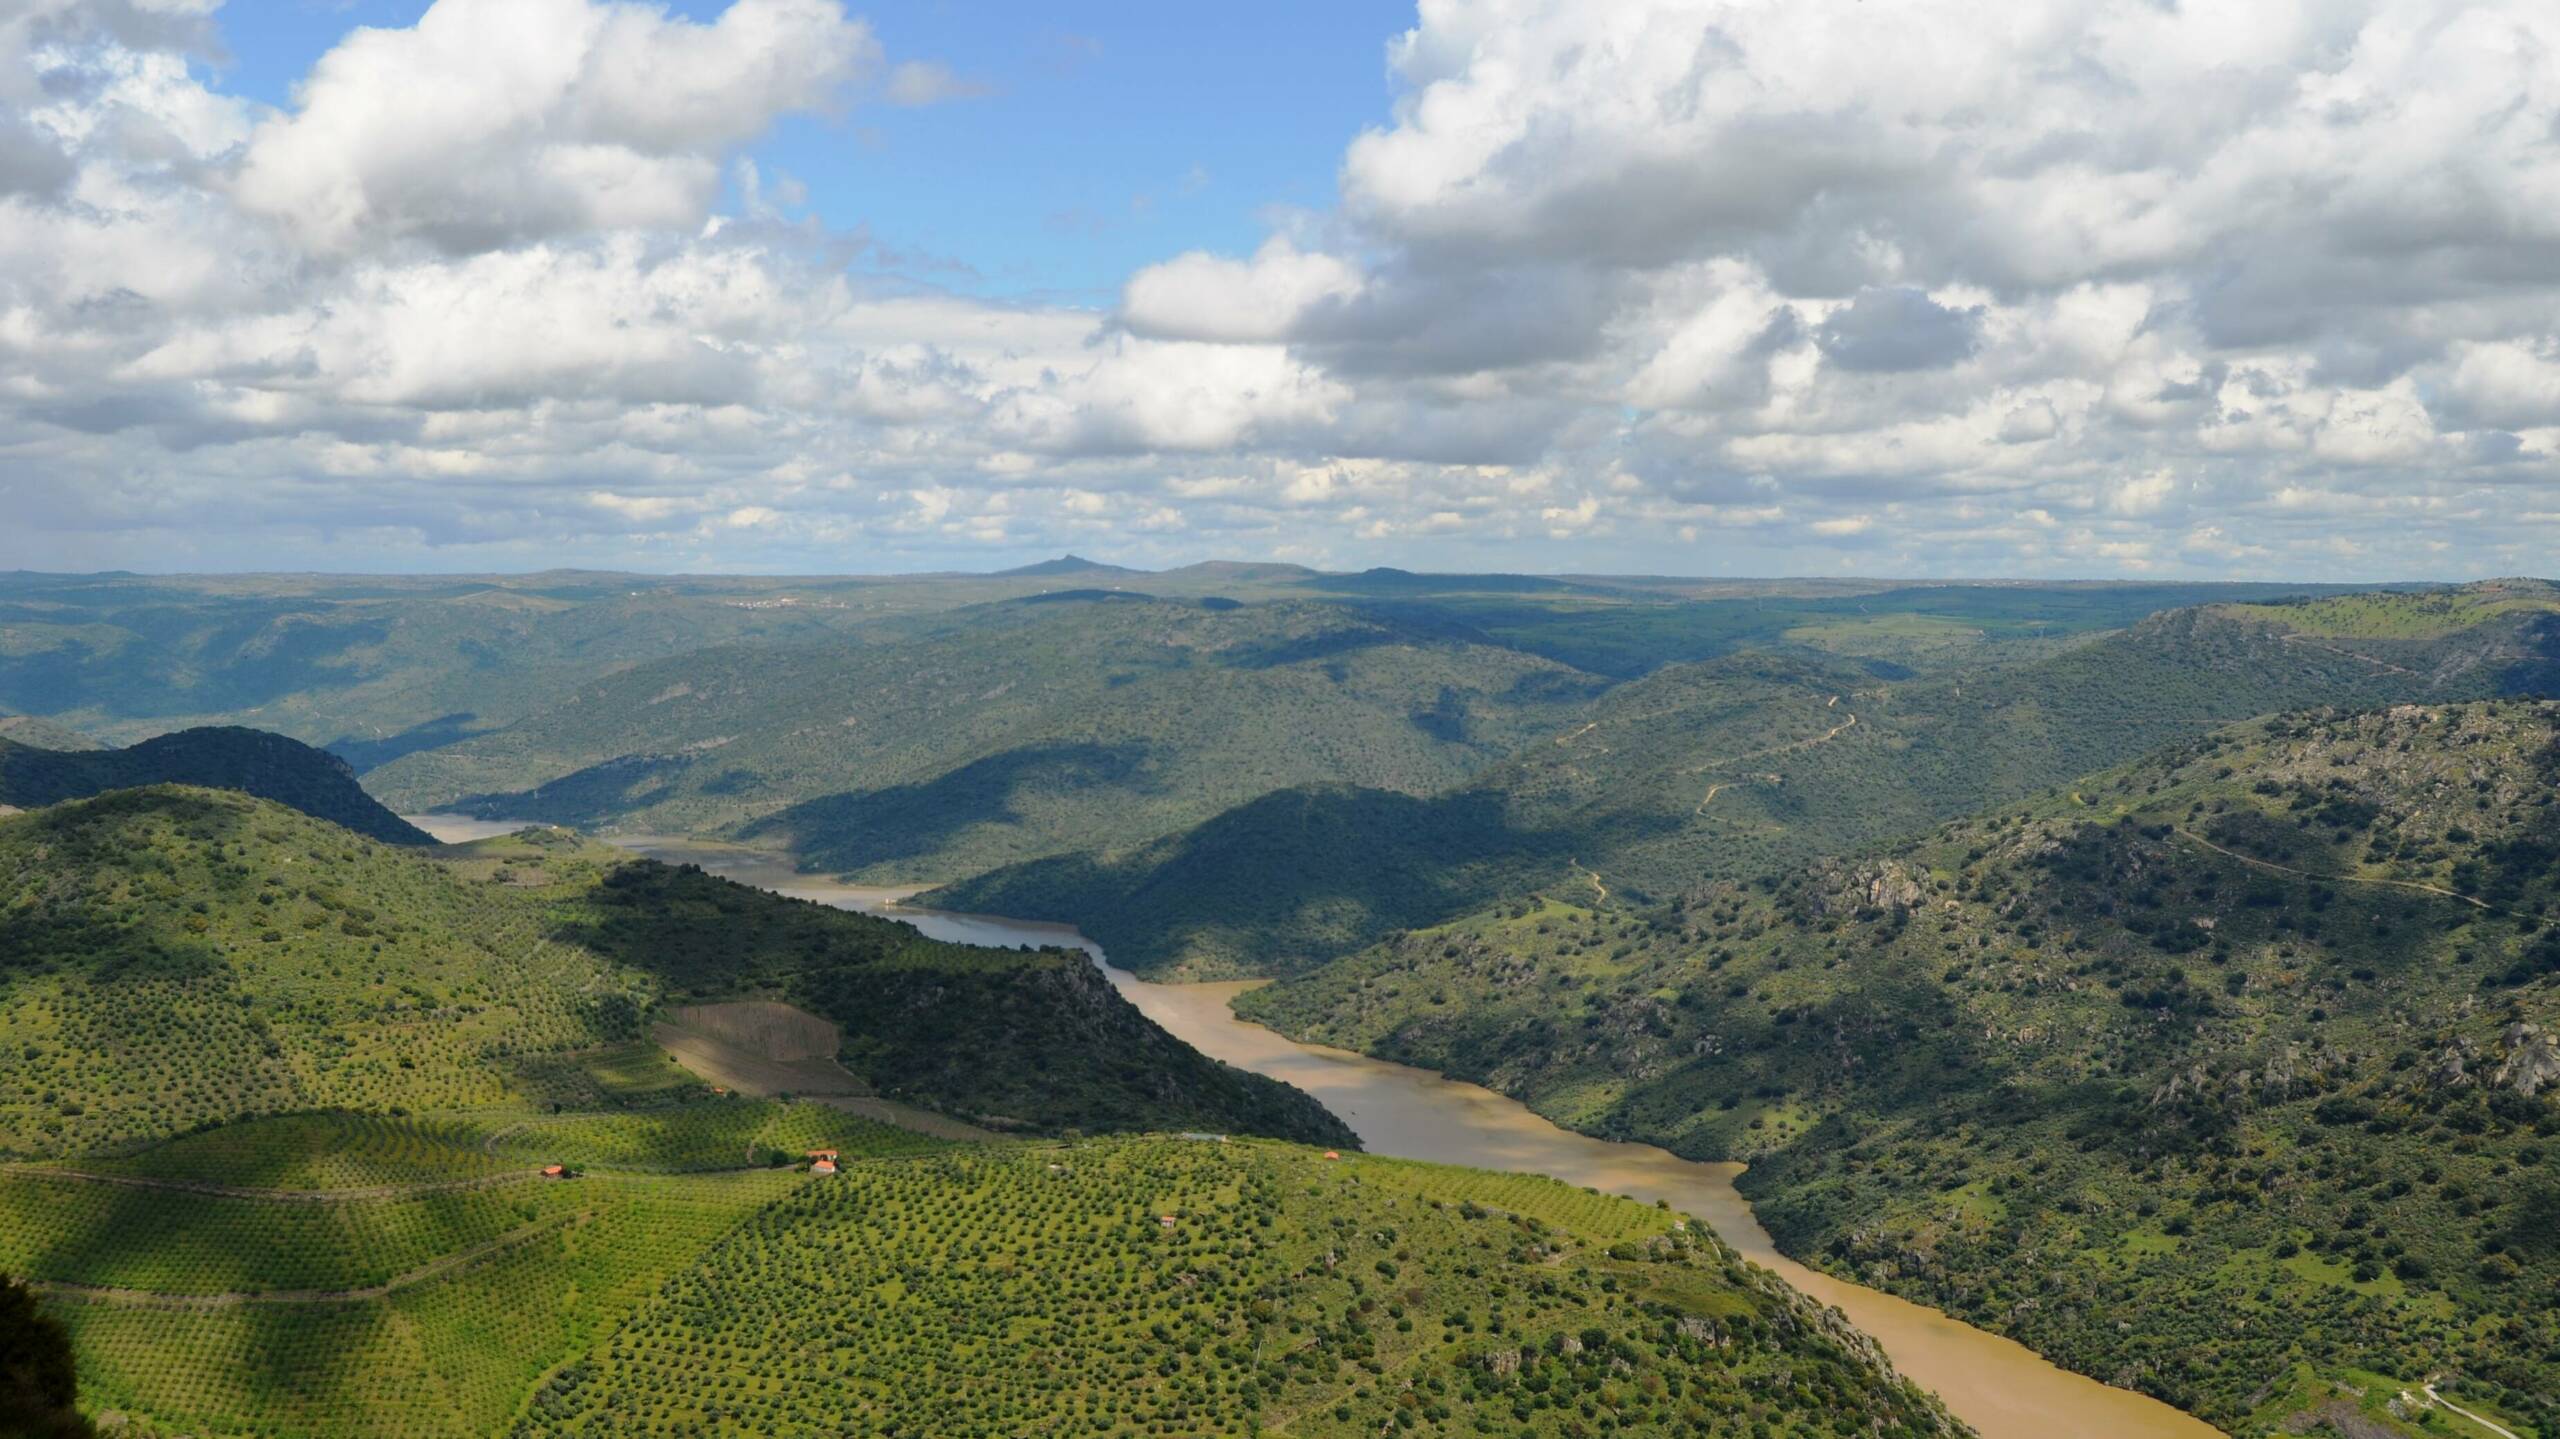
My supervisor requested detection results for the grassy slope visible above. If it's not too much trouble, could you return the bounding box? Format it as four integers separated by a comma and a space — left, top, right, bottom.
0, 789, 1348, 1157
941, 586, 2560, 978
1242, 700, 2560, 1434
364, 597, 1606, 882
0, 728, 433, 844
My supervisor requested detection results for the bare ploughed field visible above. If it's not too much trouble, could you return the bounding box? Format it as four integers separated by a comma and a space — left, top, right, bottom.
666, 1000, 841, 1062
652, 1000, 994, 1142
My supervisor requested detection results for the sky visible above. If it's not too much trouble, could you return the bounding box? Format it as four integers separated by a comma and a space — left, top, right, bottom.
2, 0, 2558, 579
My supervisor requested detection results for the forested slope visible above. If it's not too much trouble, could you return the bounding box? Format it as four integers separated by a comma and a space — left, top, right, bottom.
367, 597, 1605, 880
941, 584, 2560, 977
1243, 700, 2560, 1434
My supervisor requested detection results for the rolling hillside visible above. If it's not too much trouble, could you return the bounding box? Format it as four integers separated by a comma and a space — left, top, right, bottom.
0, 789, 1347, 1157
365, 597, 1608, 881
1241, 700, 2560, 1434
10, 1120, 1963, 1438
0, 727, 432, 844
940, 583, 2560, 977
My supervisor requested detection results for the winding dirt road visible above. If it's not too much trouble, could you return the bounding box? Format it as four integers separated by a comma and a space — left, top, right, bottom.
2423, 1385, 2524, 1439
2172, 827, 2503, 914
1689, 701, 1859, 813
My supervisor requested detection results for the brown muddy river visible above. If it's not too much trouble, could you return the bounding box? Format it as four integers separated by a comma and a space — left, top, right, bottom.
414, 817, 2225, 1439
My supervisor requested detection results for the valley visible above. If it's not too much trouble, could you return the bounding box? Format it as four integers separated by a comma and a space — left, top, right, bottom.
2, 572, 2554, 1439
598, 830, 2220, 1439
16, 6, 2560, 1436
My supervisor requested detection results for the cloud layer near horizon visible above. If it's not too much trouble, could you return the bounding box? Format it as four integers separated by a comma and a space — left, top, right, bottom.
3, 0, 2558, 576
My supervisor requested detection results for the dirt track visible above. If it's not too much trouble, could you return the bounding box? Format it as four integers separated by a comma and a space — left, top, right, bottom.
30, 1215, 577, 1309
2173, 828, 2502, 914
1688, 702, 1858, 813
3, 1165, 539, 1203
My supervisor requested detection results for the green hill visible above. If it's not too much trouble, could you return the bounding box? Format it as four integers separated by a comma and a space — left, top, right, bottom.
1239, 700, 2560, 1434
940, 585, 2560, 977
0, 728, 432, 844
0, 788, 1347, 1157
13, 1119, 1965, 1438
364, 598, 1606, 881
0, 791, 1963, 1439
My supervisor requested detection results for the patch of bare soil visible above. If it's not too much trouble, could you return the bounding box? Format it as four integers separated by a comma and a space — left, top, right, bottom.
666, 1000, 842, 1060
651, 1000, 1001, 1143
650, 1015, 865, 1099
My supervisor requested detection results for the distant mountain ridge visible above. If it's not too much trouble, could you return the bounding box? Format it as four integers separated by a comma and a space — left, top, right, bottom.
934, 583, 2560, 976
0, 726, 432, 844
992, 554, 1147, 578
0, 714, 99, 751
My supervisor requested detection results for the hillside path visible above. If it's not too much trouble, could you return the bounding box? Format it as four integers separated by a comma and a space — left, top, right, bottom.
2172, 828, 2503, 915
1687, 703, 1857, 813
1568, 859, 1609, 903
3, 1164, 539, 1202
1684, 710, 1858, 775
1696, 772, 1782, 814
2276, 632, 2419, 676
2424, 1385, 2523, 1439
27, 1214, 576, 1309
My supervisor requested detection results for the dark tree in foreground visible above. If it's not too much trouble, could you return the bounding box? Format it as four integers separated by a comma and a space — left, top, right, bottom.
0, 1276, 91, 1439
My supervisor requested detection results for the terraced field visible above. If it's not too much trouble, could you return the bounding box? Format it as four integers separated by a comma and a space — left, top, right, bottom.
482, 1100, 947, 1174
60, 1113, 514, 1191
55, 1168, 805, 1436
26, 1109, 877, 1435
17, 1112, 1961, 1437
517, 1140, 1963, 1439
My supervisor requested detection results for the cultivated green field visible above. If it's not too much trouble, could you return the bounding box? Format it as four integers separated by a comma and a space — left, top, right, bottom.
11, 1112, 1964, 1438
516, 1137, 1961, 1439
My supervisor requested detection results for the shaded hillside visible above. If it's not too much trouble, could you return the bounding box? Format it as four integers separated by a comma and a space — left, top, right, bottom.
368, 598, 1605, 881
0, 790, 1348, 1158
940, 585, 2560, 977
549, 855, 1352, 1145
1242, 701, 2560, 1433
0, 727, 432, 844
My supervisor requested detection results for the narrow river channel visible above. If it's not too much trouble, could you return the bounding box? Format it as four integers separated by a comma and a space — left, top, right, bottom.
415, 817, 2226, 1439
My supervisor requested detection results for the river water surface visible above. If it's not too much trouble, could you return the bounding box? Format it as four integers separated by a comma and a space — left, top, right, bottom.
415, 818, 2224, 1439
